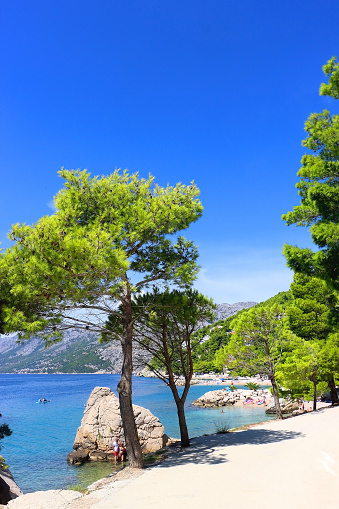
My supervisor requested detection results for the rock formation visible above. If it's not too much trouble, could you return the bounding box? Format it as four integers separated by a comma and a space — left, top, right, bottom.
265, 398, 299, 415
67, 387, 168, 464
0, 468, 23, 505
192, 388, 271, 407
192, 389, 300, 417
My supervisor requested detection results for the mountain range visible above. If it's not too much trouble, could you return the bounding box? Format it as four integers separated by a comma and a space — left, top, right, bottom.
0, 302, 256, 374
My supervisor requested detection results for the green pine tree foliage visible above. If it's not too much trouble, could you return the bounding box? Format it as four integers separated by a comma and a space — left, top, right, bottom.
286, 274, 334, 341
279, 274, 339, 405
191, 318, 234, 373
221, 305, 288, 418
210, 293, 292, 374
2, 169, 202, 341
1, 168, 202, 468
119, 288, 215, 447
282, 57, 339, 293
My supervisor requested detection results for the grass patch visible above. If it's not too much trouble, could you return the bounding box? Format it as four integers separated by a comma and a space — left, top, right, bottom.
67, 484, 87, 493
144, 448, 167, 465
214, 420, 232, 434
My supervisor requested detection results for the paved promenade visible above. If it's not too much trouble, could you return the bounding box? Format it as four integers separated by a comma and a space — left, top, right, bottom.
8, 406, 339, 509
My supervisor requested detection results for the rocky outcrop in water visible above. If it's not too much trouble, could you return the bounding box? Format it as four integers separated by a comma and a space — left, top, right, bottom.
192, 389, 272, 407
67, 387, 169, 464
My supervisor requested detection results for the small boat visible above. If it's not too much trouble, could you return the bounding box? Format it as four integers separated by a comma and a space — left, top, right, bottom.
36, 398, 50, 403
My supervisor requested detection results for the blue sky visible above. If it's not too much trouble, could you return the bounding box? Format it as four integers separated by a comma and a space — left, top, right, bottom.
1, 1, 338, 304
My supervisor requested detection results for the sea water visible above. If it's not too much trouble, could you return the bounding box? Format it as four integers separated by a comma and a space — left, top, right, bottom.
0, 374, 273, 493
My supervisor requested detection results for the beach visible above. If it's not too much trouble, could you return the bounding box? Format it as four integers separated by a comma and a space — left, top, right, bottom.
9, 405, 339, 509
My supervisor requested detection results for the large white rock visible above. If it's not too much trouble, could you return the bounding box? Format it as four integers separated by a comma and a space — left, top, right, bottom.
68, 387, 168, 462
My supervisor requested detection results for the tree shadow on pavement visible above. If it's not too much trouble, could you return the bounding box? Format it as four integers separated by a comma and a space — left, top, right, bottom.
158, 428, 304, 468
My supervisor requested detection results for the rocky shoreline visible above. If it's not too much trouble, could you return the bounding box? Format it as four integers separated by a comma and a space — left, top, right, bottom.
192, 388, 273, 408
192, 387, 331, 416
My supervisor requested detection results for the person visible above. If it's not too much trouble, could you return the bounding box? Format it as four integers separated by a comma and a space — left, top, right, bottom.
118, 441, 126, 462
243, 397, 254, 405
112, 438, 119, 463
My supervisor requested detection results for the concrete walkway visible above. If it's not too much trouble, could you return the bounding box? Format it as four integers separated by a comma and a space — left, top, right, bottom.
9, 406, 339, 509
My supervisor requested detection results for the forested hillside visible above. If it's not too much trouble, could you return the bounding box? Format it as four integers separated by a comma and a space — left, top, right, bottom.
192, 291, 292, 373
0, 302, 256, 374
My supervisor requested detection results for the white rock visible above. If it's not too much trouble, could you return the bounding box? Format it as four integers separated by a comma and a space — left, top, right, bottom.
71, 387, 168, 457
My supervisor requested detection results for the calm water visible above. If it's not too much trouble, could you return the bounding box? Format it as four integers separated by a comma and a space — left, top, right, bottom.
0, 374, 273, 492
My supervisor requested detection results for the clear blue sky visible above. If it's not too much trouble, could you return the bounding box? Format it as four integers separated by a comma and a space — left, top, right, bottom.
1, 1, 338, 304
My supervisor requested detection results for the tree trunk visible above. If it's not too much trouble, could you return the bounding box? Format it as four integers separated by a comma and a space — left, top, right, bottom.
312, 372, 317, 411
175, 398, 190, 447
328, 376, 339, 405
270, 376, 283, 419
117, 288, 144, 469
168, 382, 190, 447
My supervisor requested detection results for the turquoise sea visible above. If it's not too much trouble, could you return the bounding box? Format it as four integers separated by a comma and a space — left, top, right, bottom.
0, 374, 273, 493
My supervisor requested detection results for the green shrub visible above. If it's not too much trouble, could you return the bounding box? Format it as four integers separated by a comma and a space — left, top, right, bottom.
214, 420, 232, 434
245, 382, 260, 391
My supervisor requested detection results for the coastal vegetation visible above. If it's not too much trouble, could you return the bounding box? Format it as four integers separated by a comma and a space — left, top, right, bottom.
101, 288, 215, 447
130, 289, 215, 447
1, 169, 202, 468
277, 274, 339, 408
0, 56, 338, 476
282, 57, 339, 295
280, 56, 339, 405
217, 305, 287, 419
192, 292, 290, 375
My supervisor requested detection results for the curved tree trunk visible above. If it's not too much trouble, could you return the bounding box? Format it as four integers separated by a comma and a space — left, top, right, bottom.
270, 375, 283, 419
117, 288, 144, 469
312, 372, 317, 411
328, 376, 339, 405
176, 399, 190, 447
169, 382, 190, 447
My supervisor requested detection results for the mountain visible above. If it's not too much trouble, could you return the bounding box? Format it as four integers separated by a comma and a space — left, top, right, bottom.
0, 331, 124, 374
213, 302, 257, 322
0, 302, 256, 374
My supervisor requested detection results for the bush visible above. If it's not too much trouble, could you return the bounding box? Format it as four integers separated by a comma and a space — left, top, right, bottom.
245, 382, 260, 391
229, 385, 238, 392
214, 420, 232, 434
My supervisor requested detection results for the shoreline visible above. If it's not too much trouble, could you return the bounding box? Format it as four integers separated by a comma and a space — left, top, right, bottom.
8, 405, 338, 508
0, 373, 272, 385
